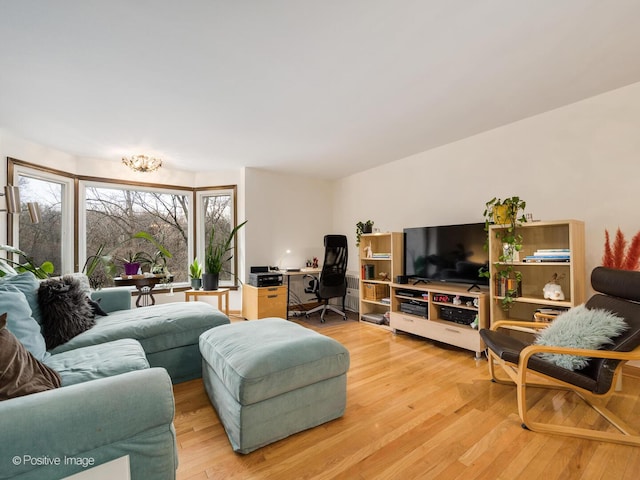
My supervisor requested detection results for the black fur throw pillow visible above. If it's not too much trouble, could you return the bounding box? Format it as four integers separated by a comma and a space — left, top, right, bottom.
38, 275, 96, 350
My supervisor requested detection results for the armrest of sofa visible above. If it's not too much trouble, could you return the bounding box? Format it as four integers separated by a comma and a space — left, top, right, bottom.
0, 368, 177, 480
91, 286, 132, 313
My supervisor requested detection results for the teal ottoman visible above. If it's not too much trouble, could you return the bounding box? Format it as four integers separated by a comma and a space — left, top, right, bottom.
199, 318, 350, 453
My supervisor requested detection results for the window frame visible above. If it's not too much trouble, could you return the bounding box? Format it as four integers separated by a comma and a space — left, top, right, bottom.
7, 158, 75, 274
195, 186, 239, 286
6, 158, 241, 288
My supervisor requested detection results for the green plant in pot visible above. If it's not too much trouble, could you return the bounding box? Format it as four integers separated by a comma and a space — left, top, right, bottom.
481, 196, 527, 311
0, 244, 55, 279
111, 231, 172, 277
189, 258, 203, 290
82, 243, 117, 289
356, 220, 374, 246
203, 220, 248, 291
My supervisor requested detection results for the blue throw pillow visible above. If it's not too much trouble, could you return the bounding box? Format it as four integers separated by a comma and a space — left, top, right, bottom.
0, 289, 49, 361
0, 271, 42, 325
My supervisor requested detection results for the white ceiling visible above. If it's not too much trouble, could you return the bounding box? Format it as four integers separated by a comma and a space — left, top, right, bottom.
2, 1, 640, 179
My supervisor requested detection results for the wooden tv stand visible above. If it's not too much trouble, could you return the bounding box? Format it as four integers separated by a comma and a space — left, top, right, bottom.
389, 282, 489, 357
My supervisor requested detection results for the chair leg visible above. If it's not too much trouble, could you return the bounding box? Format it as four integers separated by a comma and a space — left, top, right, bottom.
515, 370, 640, 446
305, 304, 326, 316
324, 304, 347, 320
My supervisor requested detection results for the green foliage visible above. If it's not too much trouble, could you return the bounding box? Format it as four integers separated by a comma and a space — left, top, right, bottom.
0, 244, 55, 279
205, 220, 247, 274
189, 258, 203, 279
356, 220, 374, 246
481, 196, 528, 311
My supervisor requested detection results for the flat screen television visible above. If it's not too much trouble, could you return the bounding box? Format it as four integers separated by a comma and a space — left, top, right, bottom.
403, 222, 489, 286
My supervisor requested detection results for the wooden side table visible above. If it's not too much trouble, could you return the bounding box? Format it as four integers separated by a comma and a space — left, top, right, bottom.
114, 275, 173, 308
184, 288, 230, 316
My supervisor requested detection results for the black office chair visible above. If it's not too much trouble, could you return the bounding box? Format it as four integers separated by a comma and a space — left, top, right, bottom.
304, 235, 348, 323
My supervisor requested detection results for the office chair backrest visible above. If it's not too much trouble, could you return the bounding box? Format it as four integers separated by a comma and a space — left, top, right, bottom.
582, 267, 640, 394
318, 235, 348, 300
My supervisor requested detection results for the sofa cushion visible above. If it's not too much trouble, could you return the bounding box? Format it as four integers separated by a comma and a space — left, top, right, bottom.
38, 275, 96, 349
0, 271, 42, 325
0, 288, 49, 361
0, 313, 61, 400
50, 301, 229, 355
45, 339, 149, 386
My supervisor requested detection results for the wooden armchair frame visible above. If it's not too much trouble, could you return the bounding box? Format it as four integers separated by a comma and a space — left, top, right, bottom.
486, 319, 640, 446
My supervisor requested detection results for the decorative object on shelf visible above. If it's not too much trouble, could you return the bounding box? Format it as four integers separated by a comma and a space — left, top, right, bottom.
189, 258, 203, 290
306, 257, 320, 268
356, 220, 374, 246
602, 228, 640, 270
204, 220, 247, 291
364, 242, 373, 258
482, 196, 528, 311
543, 273, 566, 301
378, 272, 390, 281
122, 155, 163, 173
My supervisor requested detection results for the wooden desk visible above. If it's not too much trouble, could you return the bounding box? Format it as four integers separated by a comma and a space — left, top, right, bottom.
184, 288, 229, 316
281, 268, 321, 317
113, 275, 172, 308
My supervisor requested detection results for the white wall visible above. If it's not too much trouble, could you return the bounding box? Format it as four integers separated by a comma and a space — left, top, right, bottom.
5, 80, 640, 307
243, 167, 334, 275
333, 81, 640, 294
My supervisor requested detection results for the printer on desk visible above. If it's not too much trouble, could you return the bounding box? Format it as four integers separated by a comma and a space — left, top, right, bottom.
248, 266, 283, 287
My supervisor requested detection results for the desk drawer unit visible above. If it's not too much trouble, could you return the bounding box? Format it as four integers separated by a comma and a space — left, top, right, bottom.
242, 284, 287, 320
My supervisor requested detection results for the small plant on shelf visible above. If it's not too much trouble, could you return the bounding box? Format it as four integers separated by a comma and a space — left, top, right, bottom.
481, 196, 528, 311
356, 220, 374, 246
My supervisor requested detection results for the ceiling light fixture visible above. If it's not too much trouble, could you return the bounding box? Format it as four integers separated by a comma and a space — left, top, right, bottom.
122, 155, 163, 173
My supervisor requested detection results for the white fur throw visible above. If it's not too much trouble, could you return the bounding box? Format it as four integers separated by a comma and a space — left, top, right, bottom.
534, 304, 627, 370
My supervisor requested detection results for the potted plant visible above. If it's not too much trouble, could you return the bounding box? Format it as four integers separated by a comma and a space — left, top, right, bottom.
111, 231, 172, 277
356, 220, 374, 246
118, 251, 146, 276
189, 258, 203, 290
203, 220, 248, 291
482, 197, 527, 310
0, 244, 55, 279
82, 243, 117, 289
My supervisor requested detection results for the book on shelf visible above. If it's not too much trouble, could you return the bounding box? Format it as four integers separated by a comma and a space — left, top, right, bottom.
523, 255, 570, 263
531, 249, 570, 256
371, 253, 391, 259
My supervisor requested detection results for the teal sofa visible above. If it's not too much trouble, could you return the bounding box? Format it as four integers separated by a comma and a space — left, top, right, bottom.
0, 272, 230, 479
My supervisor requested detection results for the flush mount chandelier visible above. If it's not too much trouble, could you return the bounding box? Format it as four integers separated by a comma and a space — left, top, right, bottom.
122, 155, 163, 173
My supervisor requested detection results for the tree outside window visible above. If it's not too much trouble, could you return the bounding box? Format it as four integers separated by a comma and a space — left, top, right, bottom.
85, 185, 189, 285
201, 190, 236, 284
17, 175, 63, 276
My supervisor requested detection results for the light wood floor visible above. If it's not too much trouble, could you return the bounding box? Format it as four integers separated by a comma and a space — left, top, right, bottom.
173, 316, 640, 479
